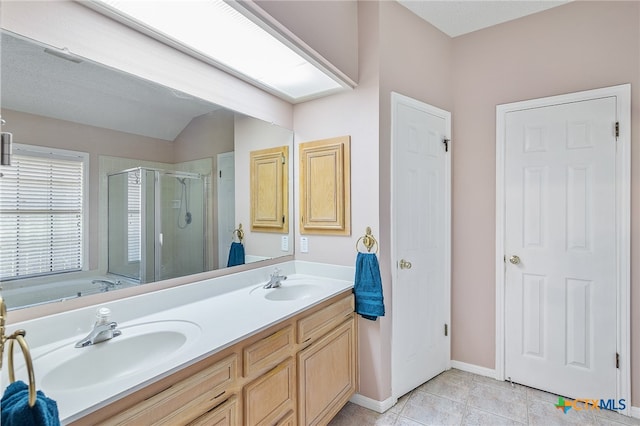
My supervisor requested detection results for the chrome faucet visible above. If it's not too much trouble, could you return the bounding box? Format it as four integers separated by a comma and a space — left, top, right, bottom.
92, 279, 121, 292
263, 268, 287, 289
75, 307, 121, 348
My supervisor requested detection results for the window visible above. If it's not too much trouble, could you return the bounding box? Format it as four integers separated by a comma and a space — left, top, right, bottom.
0, 144, 88, 280
127, 171, 141, 263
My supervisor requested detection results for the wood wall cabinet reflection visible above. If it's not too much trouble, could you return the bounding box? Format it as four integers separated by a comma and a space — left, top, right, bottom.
250, 146, 289, 233
299, 136, 351, 235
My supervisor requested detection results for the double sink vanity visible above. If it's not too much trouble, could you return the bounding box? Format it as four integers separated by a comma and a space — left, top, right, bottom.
3, 261, 357, 425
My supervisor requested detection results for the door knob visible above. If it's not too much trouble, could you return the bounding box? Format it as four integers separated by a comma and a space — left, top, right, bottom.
399, 259, 412, 269
509, 255, 521, 265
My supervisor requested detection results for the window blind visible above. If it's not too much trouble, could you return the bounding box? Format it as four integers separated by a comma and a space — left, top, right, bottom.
127, 171, 141, 262
0, 151, 85, 280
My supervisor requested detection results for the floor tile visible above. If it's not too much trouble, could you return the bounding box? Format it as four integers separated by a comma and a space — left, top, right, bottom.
331, 370, 640, 426
462, 406, 526, 425
466, 382, 528, 423
328, 402, 399, 426
416, 370, 473, 403
400, 392, 466, 425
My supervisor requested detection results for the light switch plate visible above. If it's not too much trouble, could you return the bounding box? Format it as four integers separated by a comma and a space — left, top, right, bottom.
281, 236, 288, 251
300, 237, 309, 253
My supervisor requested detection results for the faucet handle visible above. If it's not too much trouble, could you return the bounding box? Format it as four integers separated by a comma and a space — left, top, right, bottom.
95, 307, 111, 325
271, 267, 281, 277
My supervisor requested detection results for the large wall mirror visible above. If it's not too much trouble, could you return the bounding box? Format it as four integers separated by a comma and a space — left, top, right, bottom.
0, 30, 294, 310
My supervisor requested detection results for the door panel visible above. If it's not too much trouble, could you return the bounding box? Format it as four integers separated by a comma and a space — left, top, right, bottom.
504, 97, 617, 398
391, 93, 451, 399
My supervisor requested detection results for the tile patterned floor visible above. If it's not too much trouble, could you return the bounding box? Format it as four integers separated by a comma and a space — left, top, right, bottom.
328, 369, 640, 426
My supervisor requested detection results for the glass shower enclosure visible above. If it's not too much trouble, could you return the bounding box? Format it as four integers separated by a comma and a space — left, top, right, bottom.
107, 167, 207, 283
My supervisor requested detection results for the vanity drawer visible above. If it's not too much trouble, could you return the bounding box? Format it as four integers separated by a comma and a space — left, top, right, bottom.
105, 354, 238, 425
188, 395, 239, 426
244, 357, 296, 426
297, 294, 354, 344
243, 324, 294, 377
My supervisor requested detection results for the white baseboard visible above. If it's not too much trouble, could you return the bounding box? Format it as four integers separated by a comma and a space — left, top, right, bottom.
450, 360, 496, 379
631, 406, 640, 419
349, 393, 396, 414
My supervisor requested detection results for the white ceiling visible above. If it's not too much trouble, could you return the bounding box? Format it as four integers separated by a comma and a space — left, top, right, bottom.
397, 0, 570, 37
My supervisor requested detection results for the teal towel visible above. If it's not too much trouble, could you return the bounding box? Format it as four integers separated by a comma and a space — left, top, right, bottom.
354, 252, 385, 321
1, 381, 60, 426
226, 242, 245, 267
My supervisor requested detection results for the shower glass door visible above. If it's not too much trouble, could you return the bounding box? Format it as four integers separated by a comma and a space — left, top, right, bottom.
156, 171, 206, 281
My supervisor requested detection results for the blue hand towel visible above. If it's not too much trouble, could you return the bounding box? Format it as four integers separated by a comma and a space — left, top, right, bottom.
1, 381, 60, 426
354, 252, 385, 321
226, 241, 245, 267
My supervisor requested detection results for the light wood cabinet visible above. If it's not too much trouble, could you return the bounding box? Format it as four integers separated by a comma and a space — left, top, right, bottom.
188, 396, 239, 426
250, 145, 289, 233
298, 317, 356, 425
244, 358, 296, 425
244, 325, 294, 377
102, 354, 238, 426
299, 136, 351, 236
73, 292, 355, 426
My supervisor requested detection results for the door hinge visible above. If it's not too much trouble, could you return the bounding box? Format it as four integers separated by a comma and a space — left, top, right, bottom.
443, 138, 450, 152
219, 170, 222, 178
616, 352, 620, 369
282, 215, 285, 224
444, 324, 448, 337
282, 154, 286, 164
615, 122, 620, 139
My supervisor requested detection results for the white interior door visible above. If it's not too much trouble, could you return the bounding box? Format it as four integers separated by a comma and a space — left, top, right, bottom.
217, 152, 235, 268
391, 92, 451, 399
503, 96, 621, 399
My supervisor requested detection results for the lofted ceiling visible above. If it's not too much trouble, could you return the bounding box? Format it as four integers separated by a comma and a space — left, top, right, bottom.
1, 32, 221, 142
397, 0, 570, 38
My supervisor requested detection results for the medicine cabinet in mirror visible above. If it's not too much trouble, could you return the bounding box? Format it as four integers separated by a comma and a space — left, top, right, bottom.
0, 30, 294, 310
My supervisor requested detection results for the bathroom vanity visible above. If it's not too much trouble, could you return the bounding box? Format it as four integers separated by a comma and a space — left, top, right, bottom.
2, 261, 357, 425
76, 292, 356, 425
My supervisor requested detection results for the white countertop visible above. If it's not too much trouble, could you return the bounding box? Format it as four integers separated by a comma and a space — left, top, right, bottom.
1, 261, 355, 424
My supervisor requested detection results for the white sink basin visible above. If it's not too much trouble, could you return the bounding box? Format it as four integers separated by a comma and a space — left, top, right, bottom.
34, 320, 201, 392
251, 278, 325, 301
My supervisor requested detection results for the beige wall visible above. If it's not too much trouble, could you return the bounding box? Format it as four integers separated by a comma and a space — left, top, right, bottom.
450, 1, 640, 405
293, 0, 383, 399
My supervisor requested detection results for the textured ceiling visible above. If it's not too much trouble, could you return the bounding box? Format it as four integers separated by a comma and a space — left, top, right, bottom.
1, 32, 222, 141
397, 0, 570, 37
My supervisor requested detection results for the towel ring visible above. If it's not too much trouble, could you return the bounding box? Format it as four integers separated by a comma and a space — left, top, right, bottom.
8, 331, 36, 407
356, 227, 378, 253
233, 223, 244, 243
0, 296, 36, 407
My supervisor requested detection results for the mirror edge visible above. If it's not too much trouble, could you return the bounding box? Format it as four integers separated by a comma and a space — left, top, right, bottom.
5, 255, 294, 324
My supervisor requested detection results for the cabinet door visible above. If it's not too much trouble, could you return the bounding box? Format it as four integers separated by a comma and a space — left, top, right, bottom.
299, 136, 351, 236
298, 316, 356, 425
188, 396, 239, 426
105, 354, 238, 425
250, 145, 289, 233
244, 357, 296, 426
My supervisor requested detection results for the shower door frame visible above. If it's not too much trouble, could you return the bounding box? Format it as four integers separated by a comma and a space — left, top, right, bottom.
108, 167, 207, 283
